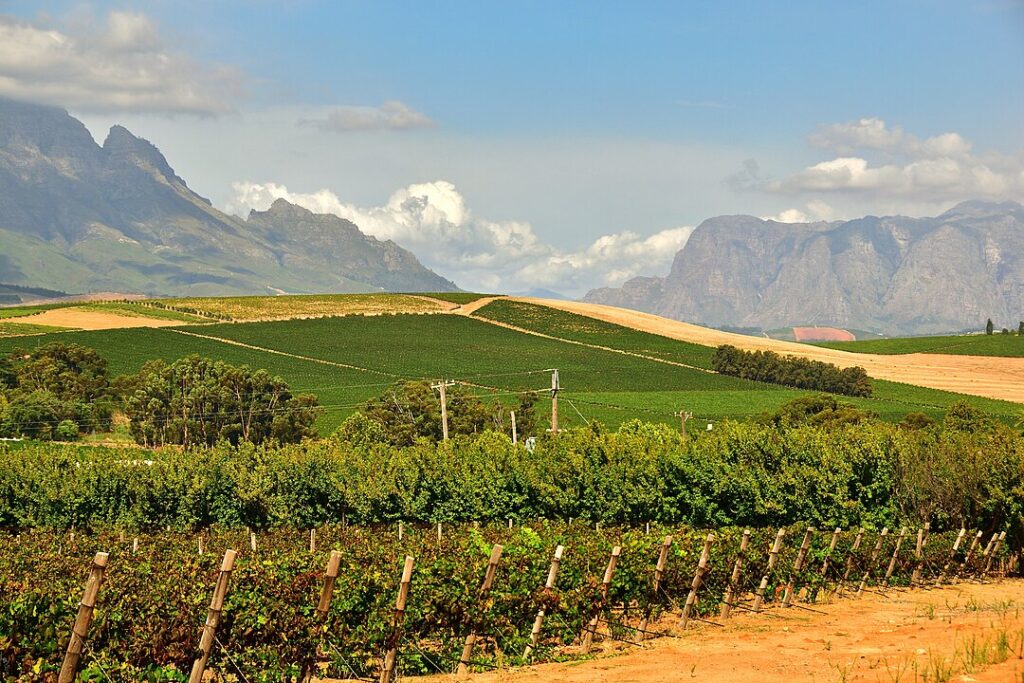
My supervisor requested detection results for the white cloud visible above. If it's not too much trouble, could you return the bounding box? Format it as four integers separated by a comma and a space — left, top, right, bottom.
226, 180, 691, 295
763, 200, 838, 224
0, 11, 241, 115
298, 101, 434, 132
768, 118, 1024, 201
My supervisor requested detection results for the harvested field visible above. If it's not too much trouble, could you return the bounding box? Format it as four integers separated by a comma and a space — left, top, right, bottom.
408, 580, 1024, 683
793, 326, 856, 342
518, 298, 1024, 404
14, 306, 184, 331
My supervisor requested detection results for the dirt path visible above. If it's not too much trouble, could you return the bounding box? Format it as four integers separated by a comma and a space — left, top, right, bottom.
403, 581, 1024, 683
17, 307, 184, 331
453, 296, 503, 316
515, 298, 1024, 404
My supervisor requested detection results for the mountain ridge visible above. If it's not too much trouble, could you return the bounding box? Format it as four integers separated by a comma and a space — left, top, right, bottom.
0, 97, 458, 296
585, 200, 1024, 336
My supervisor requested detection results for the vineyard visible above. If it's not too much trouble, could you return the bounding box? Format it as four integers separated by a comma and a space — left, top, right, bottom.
1, 522, 1010, 682
0, 310, 1018, 436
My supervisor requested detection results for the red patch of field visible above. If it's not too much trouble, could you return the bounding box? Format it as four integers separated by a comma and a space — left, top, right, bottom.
793, 326, 855, 342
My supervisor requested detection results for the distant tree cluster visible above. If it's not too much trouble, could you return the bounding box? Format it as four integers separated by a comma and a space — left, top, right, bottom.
0, 344, 319, 446
984, 318, 1023, 336
712, 344, 873, 397
0, 343, 114, 441
116, 356, 320, 448
344, 380, 538, 447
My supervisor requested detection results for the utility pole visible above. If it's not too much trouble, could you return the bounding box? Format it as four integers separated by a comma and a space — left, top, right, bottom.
431, 380, 457, 441
676, 409, 693, 440
550, 369, 560, 433
511, 410, 517, 445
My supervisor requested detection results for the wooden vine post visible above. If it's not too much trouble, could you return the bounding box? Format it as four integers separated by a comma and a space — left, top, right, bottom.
976, 532, 999, 577
581, 546, 621, 654
524, 545, 564, 658
457, 544, 504, 678
681, 532, 715, 628
782, 527, 815, 607
721, 529, 751, 619
300, 550, 343, 683
379, 556, 415, 683
910, 524, 929, 585
882, 527, 908, 588
58, 552, 109, 683
956, 530, 984, 580
752, 529, 786, 612
819, 527, 842, 578
188, 549, 238, 683
936, 528, 967, 584
639, 534, 674, 636
856, 527, 889, 596
838, 528, 865, 594
983, 531, 1006, 576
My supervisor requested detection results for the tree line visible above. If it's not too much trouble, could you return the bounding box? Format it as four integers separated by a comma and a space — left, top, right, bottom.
985, 319, 1024, 336
711, 344, 872, 397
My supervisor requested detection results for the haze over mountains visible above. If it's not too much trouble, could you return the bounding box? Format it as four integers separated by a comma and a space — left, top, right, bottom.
585, 200, 1024, 336
0, 98, 457, 297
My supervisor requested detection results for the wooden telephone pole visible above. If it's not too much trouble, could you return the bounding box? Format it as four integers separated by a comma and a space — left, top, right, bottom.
431, 380, 457, 441
550, 369, 560, 433
677, 409, 693, 439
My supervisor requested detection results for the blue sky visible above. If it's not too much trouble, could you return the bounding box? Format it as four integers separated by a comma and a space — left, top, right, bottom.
1, 0, 1022, 293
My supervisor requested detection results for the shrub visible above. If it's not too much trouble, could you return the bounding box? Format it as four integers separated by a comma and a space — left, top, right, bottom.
54, 420, 79, 442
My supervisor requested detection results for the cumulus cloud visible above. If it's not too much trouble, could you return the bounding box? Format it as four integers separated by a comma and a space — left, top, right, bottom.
763, 200, 837, 224
226, 180, 691, 295
768, 118, 1024, 201
0, 11, 241, 115
298, 101, 434, 132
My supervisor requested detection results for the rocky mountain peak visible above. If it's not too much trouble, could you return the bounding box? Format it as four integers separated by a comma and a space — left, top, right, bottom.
102, 124, 191, 191
939, 199, 1024, 220
0, 98, 459, 296
586, 201, 1024, 336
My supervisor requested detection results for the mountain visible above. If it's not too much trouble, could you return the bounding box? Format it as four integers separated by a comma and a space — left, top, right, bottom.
0, 97, 458, 296
585, 201, 1024, 335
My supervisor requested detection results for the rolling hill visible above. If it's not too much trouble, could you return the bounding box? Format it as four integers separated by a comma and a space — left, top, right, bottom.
0, 294, 1018, 436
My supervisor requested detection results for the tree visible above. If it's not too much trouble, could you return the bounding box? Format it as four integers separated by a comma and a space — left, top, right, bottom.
986, 318, 994, 335
898, 412, 936, 431
943, 401, 995, 434
117, 356, 320, 447
356, 380, 538, 446
1019, 321, 1023, 336
756, 394, 876, 428
0, 343, 114, 439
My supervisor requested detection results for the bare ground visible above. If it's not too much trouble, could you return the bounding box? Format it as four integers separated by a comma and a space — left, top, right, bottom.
17, 307, 184, 330
398, 581, 1024, 683
514, 298, 1024, 404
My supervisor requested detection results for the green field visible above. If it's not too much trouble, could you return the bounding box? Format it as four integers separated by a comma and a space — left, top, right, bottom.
0, 321, 70, 336
816, 332, 1024, 357
0, 303, 71, 319
0, 297, 1018, 434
